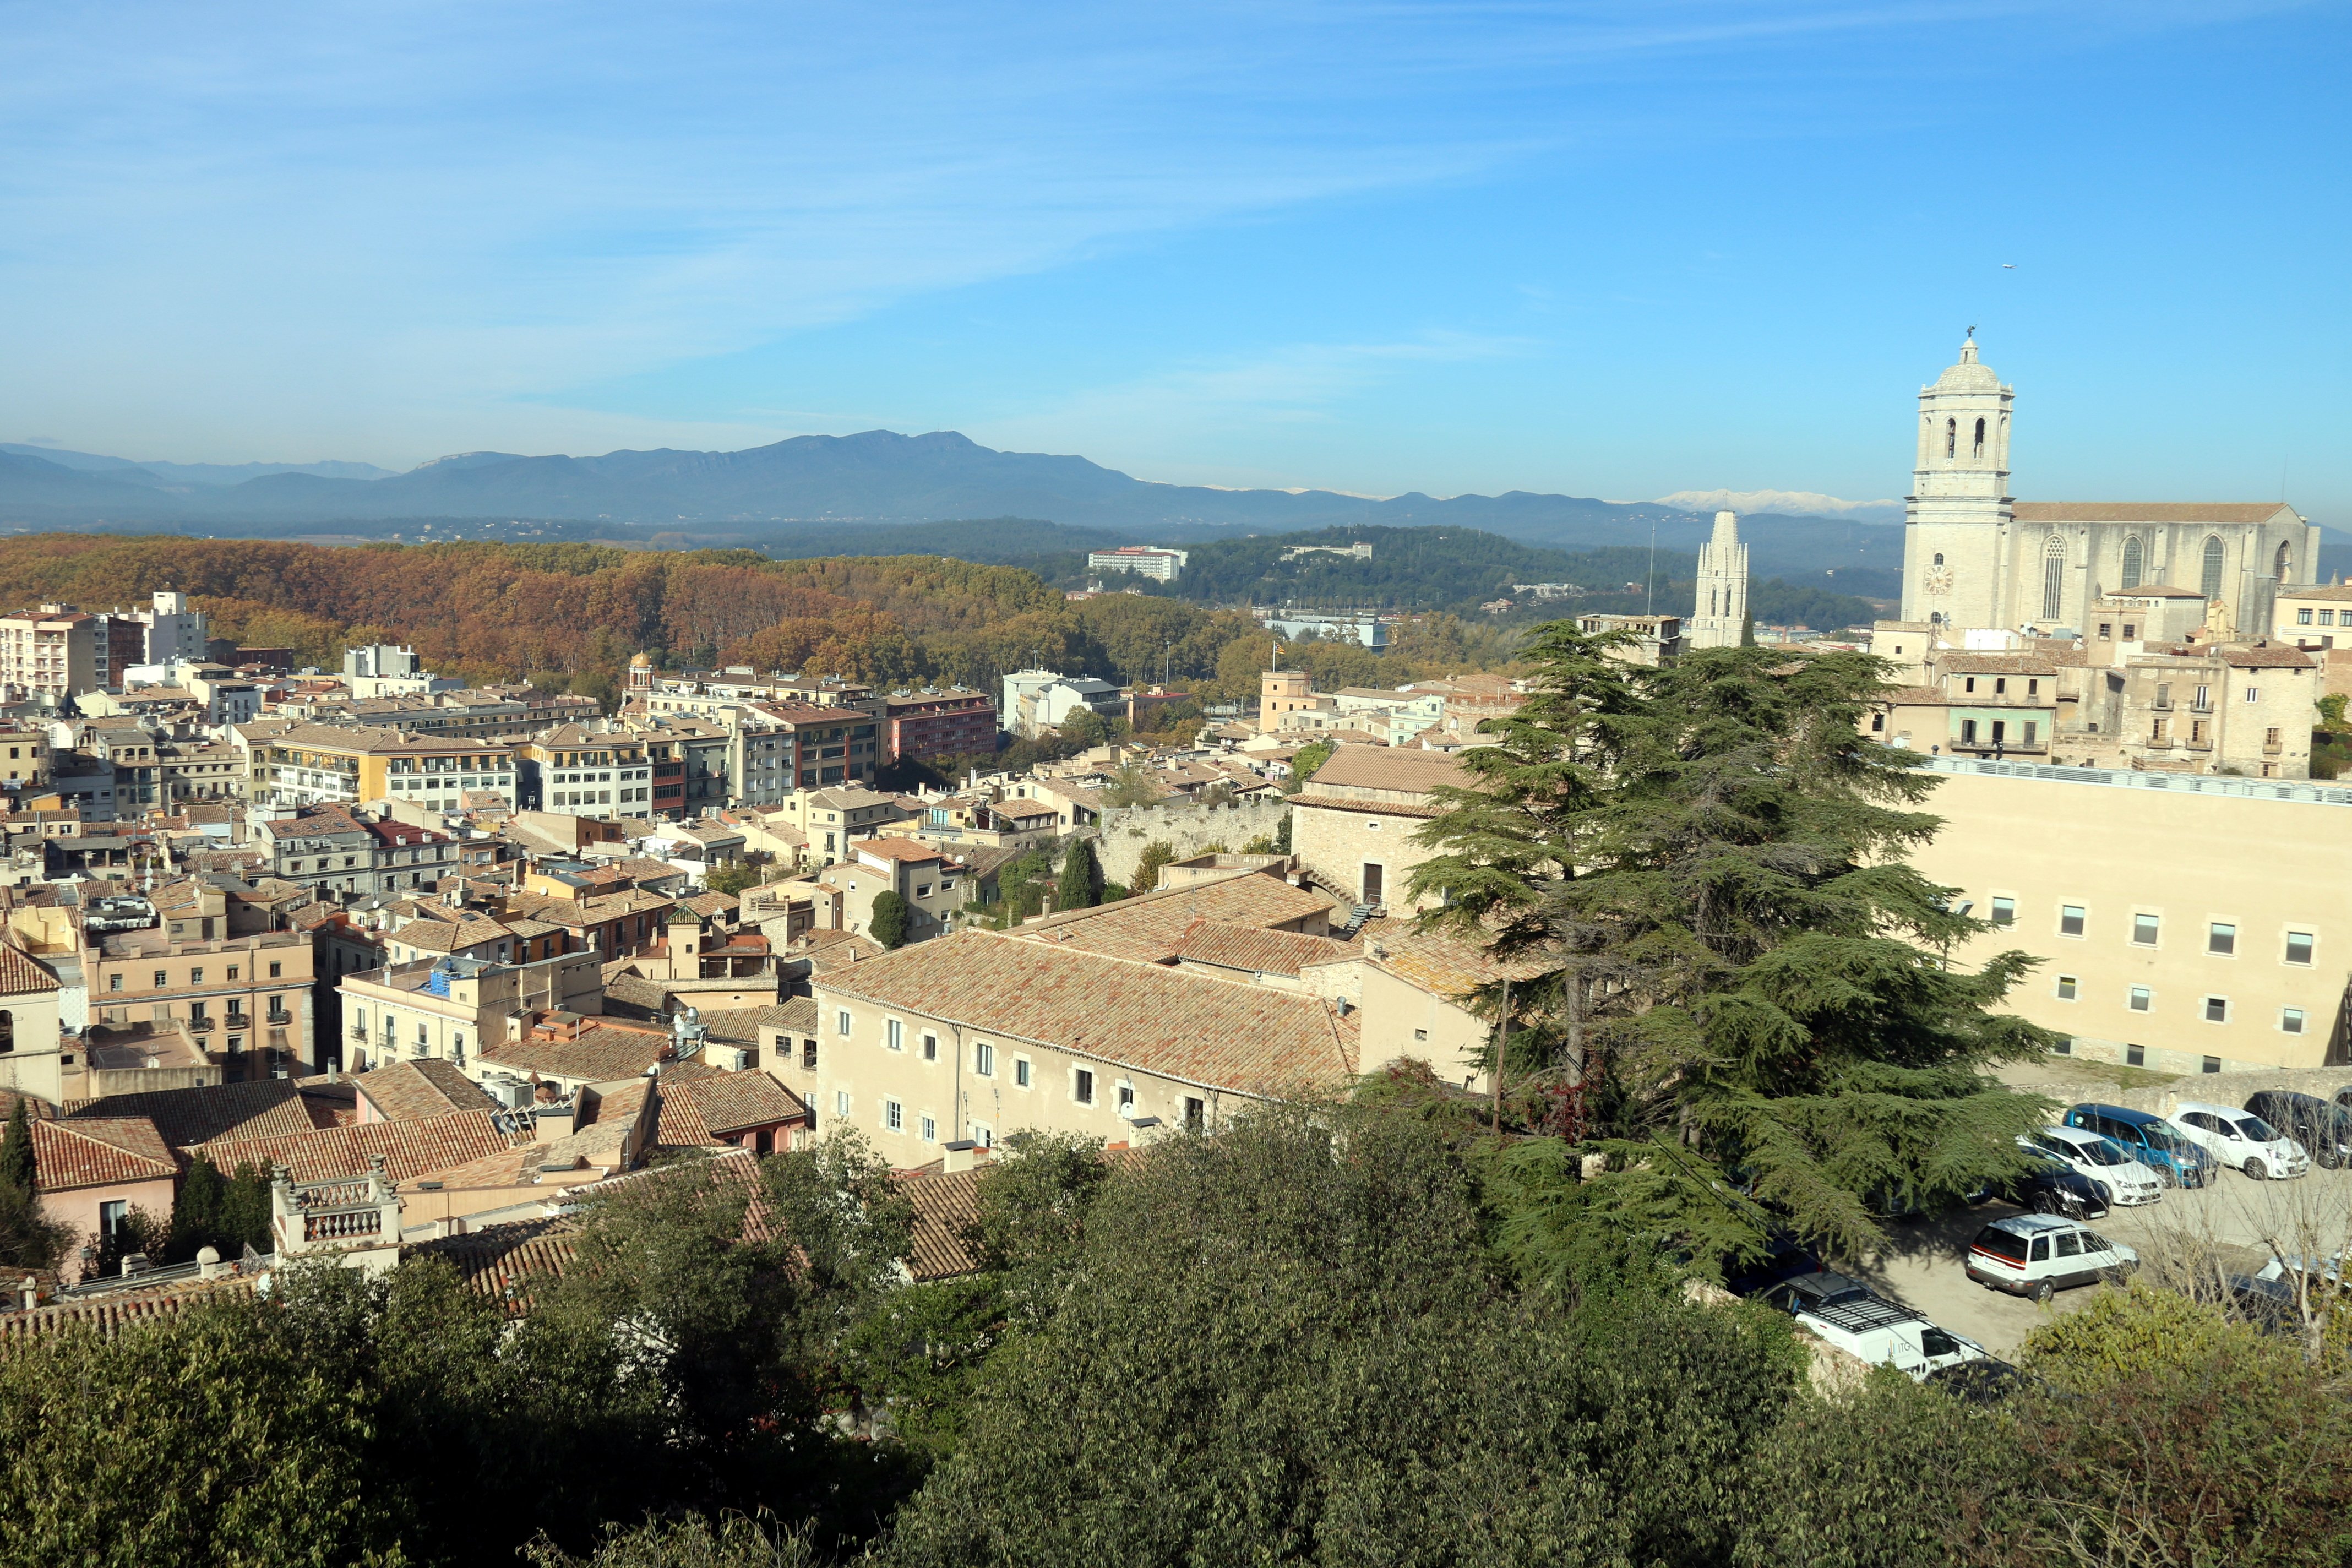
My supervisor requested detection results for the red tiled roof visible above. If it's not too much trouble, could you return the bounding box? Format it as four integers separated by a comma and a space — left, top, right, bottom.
64, 1080, 318, 1149
1168, 921, 1358, 978
0, 1276, 254, 1345
669, 1070, 807, 1139
353, 1059, 498, 1122
1302, 744, 1466, 796
897, 1164, 983, 1282
479, 1024, 671, 1084
0, 943, 59, 997
818, 930, 1357, 1091
199, 1109, 522, 1185
32, 1118, 177, 1191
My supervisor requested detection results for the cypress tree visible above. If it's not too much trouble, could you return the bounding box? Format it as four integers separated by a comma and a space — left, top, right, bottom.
1054, 839, 1102, 911
0, 1097, 33, 1197
171, 1152, 228, 1262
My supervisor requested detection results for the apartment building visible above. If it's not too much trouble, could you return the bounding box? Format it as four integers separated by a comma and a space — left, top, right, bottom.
0, 605, 103, 705
2275, 580, 2352, 651
1085, 545, 1188, 580
815, 839, 972, 942
515, 725, 653, 817
256, 804, 459, 898
295, 688, 602, 742
882, 687, 995, 764
771, 786, 901, 864
336, 949, 602, 1074
0, 725, 51, 799
246, 722, 520, 810
85, 929, 315, 1077
1913, 758, 2352, 1075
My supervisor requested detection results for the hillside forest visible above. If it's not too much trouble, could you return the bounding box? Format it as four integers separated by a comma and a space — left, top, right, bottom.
0, 533, 1532, 712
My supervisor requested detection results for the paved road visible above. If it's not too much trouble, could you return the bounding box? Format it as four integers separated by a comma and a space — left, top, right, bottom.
1845, 1165, 2352, 1357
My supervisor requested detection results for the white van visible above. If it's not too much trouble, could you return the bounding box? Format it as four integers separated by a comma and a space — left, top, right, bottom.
1762, 1272, 1990, 1379
1965, 1213, 2138, 1305
2027, 1126, 2164, 1206
2166, 1102, 2309, 1180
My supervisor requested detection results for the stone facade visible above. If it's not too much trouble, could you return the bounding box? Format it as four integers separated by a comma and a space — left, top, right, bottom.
1093, 796, 1291, 889
1900, 336, 2317, 637
1687, 510, 1749, 650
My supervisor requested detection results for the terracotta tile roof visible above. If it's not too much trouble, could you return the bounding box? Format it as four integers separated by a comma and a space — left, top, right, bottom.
678, 891, 738, 918
32, 1118, 177, 1191
0, 1276, 255, 1345
2217, 646, 2318, 669
63, 1080, 318, 1149
353, 1059, 498, 1122
1321, 924, 1549, 1000
199, 1108, 523, 1185
478, 1024, 671, 1084
1169, 921, 1358, 977
408, 1217, 580, 1315
1879, 685, 1951, 705
760, 997, 820, 1034
1302, 744, 1466, 796
669, 1070, 807, 1139
0, 943, 59, 997
1016, 871, 1337, 960
819, 930, 1357, 1091
898, 1164, 983, 1282
2011, 502, 2296, 525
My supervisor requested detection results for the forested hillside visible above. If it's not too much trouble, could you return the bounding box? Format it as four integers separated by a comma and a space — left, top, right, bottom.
0, 534, 1515, 710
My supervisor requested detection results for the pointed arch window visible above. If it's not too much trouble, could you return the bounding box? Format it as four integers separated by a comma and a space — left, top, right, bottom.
2200, 536, 2225, 601
2120, 535, 2143, 590
1972, 417, 1986, 459
2275, 542, 2293, 582
2041, 535, 2066, 621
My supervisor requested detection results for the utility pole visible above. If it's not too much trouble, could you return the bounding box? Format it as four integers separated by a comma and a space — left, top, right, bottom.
1492, 977, 1510, 1135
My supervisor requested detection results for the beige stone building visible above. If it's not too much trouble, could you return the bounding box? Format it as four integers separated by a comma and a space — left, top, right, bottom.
1575, 613, 1685, 666
1289, 744, 1467, 911
771, 785, 902, 864
815, 839, 973, 943
85, 927, 314, 1079
336, 949, 602, 1074
2275, 581, 2352, 652
1910, 758, 2351, 1075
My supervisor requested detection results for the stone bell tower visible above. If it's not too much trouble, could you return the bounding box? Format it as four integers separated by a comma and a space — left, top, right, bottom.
1901, 333, 2015, 630
1687, 510, 1749, 649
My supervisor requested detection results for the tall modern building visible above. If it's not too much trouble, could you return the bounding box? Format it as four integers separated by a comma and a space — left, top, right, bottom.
1687, 510, 1749, 649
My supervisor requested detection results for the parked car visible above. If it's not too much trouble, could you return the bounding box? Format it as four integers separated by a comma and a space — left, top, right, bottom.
1977, 1140, 2110, 1220
1966, 1213, 2138, 1305
2027, 1125, 2164, 1206
1763, 1273, 1991, 1380
2062, 1103, 2213, 1188
2242, 1091, 2352, 1170
2166, 1102, 2309, 1180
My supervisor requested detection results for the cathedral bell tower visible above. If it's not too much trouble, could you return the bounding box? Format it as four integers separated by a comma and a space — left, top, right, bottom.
1901, 333, 2015, 630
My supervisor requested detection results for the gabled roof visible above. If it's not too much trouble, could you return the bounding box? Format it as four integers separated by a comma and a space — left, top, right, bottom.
1299, 743, 1466, 796
0, 943, 60, 997
2011, 502, 2298, 525
478, 1025, 671, 1083
199, 1108, 522, 1185
1168, 921, 1358, 978
667, 1070, 808, 1140
353, 1059, 499, 1122
32, 1118, 178, 1191
818, 929, 1357, 1091
64, 1079, 318, 1149
898, 1164, 983, 1282
1015, 870, 1337, 960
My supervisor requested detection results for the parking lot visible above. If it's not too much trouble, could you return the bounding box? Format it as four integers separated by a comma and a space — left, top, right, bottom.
1847, 1164, 2352, 1357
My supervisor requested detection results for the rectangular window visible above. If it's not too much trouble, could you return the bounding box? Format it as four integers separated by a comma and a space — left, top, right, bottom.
1015, 1058, 1032, 1088
1990, 897, 2015, 927
108, 973, 122, 992
2282, 1008, 2306, 1034
2324, 610, 2339, 627
2245, 687, 2261, 704
2300, 607, 2315, 624
2126, 1043, 2146, 1067
1118, 1084, 1135, 1113
2286, 932, 2315, 966
920, 1115, 937, 1142
1960, 718, 1978, 744
1184, 1096, 1205, 1133
269, 962, 281, 978
2060, 905, 2086, 937
2132, 914, 2160, 946
226, 965, 239, 981
2051, 1036, 2072, 1055
2055, 976, 2077, 1001
835, 1090, 849, 1116
2203, 1056, 2222, 1074
189, 967, 203, 985
835, 1008, 850, 1036
922, 1033, 938, 1063
2128, 986, 2152, 1012
885, 1099, 903, 1131
153, 970, 168, 988
973, 1041, 994, 1076
2203, 997, 2228, 1023
886, 1019, 904, 1052
1073, 1069, 1095, 1105
2208, 923, 2236, 955
2023, 721, 2038, 745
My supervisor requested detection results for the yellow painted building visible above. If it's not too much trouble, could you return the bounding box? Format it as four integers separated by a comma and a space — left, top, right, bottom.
247, 722, 519, 809
1912, 756, 2351, 1076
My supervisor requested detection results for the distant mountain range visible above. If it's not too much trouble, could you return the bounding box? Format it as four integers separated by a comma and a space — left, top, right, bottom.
0, 429, 1915, 596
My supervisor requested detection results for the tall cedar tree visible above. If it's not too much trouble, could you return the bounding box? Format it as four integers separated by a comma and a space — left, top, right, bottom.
1053, 839, 1103, 911
1409, 630, 2054, 1263
0, 1098, 32, 1194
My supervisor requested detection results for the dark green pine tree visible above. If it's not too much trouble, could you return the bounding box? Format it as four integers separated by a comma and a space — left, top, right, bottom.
1410, 633, 2056, 1266
1053, 838, 1102, 911
222, 1162, 274, 1256
170, 1152, 228, 1262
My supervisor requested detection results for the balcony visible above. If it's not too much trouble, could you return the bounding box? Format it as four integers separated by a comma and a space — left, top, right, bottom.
268, 1010, 292, 1025
188, 1016, 214, 1033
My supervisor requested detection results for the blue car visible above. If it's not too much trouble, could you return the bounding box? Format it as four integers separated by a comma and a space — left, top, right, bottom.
2065, 1103, 2213, 1189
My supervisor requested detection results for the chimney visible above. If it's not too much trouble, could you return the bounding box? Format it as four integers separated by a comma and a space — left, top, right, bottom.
943, 1139, 981, 1174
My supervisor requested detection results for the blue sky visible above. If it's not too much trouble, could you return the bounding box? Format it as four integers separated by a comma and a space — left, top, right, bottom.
3, 1, 2346, 519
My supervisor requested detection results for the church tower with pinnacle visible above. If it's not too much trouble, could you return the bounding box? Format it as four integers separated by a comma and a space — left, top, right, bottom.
1688, 510, 1748, 649
1902, 332, 2015, 629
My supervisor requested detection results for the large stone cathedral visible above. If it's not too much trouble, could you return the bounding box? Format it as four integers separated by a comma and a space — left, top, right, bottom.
1899, 335, 2313, 637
